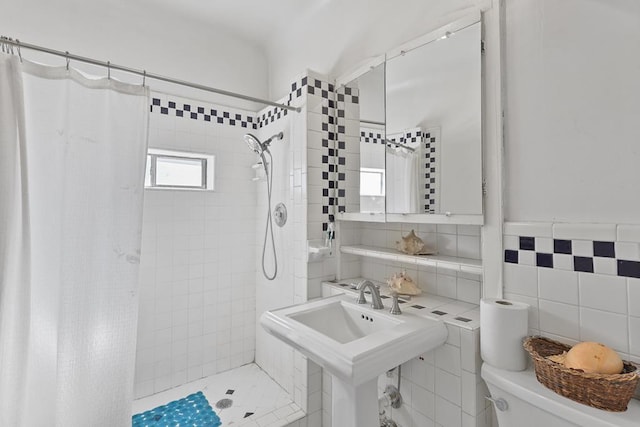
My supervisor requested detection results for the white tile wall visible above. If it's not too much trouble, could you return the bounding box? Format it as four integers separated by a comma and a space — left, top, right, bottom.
137, 74, 330, 423
538, 268, 578, 305
579, 273, 627, 314
503, 221, 640, 402
321, 283, 490, 427
255, 73, 335, 427
135, 94, 259, 398
254, 105, 302, 406
380, 327, 492, 427
325, 218, 487, 426
339, 222, 482, 305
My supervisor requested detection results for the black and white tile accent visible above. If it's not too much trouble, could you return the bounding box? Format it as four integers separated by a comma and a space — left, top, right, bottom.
334, 85, 354, 222
360, 129, 384, 145
253, 74, 338, 234
386, 127, 440, 213
504, 235, 640, 278
256, 74, 337, 234
422, 128, 439, 214
150, 76, 313, 131
150, 98, 258, 129
319, 80, 338, 232
256, 107, 289, 128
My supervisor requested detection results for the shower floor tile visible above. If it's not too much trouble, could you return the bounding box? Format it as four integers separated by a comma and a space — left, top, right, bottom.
132, 363, 304, 426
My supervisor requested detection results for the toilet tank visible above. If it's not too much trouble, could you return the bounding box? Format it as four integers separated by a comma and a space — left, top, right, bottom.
481, 363, 640, 427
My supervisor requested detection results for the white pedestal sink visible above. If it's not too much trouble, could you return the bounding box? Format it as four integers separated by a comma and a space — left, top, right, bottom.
260, 294, 448, 427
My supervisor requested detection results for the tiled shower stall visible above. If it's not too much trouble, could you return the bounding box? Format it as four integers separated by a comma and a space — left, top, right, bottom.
134, 71, 346, 425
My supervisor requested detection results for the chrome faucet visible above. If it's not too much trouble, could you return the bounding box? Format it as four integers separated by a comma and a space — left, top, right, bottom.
356, 280, 384, 309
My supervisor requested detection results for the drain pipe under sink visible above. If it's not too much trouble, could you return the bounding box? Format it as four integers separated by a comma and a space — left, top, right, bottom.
379, 366, 403, 427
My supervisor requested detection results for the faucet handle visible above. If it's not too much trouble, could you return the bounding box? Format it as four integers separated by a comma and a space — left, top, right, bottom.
389, 292, 413, 315
389, 293, 402, 315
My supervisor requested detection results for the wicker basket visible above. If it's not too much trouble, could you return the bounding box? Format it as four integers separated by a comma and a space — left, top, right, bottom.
523, 336, 639, 412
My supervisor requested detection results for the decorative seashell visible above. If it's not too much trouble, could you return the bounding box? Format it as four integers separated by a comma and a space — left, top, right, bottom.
395, 229, 425, 255
387, 271, 422, 296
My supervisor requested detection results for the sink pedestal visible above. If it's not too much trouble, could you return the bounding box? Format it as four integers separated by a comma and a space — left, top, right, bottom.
332, 377, 378, 427
259, 295, 448, 427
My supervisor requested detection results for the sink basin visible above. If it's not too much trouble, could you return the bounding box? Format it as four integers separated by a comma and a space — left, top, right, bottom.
261, 294, 447, 426
288, 298, 402, 344
260, 294, 447, 385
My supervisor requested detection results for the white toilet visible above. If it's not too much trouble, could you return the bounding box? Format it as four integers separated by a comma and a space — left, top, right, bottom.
481, 363, 640, 427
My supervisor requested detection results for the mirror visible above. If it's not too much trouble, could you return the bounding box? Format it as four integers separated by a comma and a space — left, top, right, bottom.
355, 64, 386, 214
385, 21, 482, 218
337, 61, 387, 219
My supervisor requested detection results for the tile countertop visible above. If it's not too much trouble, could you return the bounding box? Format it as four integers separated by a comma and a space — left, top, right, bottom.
322, 278, 480, 331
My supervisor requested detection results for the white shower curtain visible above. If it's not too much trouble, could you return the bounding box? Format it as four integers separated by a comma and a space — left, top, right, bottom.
386, 147, 419, 213
0, 54, 149, 426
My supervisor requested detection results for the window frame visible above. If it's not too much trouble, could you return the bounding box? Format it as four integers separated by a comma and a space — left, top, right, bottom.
145, 149, 215, 191
360, 167, 386, 197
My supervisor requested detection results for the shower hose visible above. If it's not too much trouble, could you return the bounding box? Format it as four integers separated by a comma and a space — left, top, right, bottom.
261, 150, 277, 280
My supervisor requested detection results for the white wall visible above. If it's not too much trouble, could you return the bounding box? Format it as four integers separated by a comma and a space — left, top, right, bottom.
502, 0, 640, 402
266, 0, 491, 99
1, 0, 268, 108
504, 0, 640, 224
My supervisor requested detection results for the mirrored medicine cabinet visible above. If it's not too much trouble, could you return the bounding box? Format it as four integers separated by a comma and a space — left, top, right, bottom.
335, 14, 483, 225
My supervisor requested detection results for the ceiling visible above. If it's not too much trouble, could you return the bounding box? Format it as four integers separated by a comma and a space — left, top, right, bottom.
139, 0, 486, 97
145, 0, 333, 49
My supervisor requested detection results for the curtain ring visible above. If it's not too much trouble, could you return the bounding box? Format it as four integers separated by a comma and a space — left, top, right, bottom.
107, 61, 111, 79
16, 39, 22, 62
142, 70, 146, 87
65, 51, 70, 70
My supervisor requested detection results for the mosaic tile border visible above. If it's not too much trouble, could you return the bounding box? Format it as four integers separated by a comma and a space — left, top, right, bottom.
387, 127, 439, 213
256, 107, 289, 128
334, 85, 354, 220
422, 129, 439, 213
319, 81, 339, 232
150, 98, 258, 129
150, 76, 317, 130
360, 129, 384, 145
504, 235, 640, 278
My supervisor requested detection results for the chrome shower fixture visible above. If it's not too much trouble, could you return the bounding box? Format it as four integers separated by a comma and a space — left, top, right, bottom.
243, 132, 283, 155
244, 131, 285, 281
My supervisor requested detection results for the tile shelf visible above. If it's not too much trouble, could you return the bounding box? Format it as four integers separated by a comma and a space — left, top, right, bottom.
339, 244, 483, 275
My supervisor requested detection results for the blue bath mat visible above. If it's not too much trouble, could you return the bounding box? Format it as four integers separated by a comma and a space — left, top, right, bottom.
132, 391, 221, 427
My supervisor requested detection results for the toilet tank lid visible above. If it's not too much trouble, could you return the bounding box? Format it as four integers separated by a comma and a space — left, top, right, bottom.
481, 363, 640, 427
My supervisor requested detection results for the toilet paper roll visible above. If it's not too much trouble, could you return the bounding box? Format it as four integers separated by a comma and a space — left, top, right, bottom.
480, 298, 530, 371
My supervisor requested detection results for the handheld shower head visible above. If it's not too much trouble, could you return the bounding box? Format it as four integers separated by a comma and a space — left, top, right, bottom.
244, 133, 264, 154
244, 132, 284, 154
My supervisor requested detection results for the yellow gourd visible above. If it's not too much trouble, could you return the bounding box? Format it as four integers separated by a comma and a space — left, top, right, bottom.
564, 342, 623, 374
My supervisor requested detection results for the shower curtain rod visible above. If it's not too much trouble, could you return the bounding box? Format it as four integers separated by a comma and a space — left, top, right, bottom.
360, 119, 385, 126
384, 138, 416, 152
0, 37, 301, 113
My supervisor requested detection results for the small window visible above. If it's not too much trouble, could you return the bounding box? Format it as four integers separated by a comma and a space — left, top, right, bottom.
360, 167, 385, 197
145, 149, 214, 190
